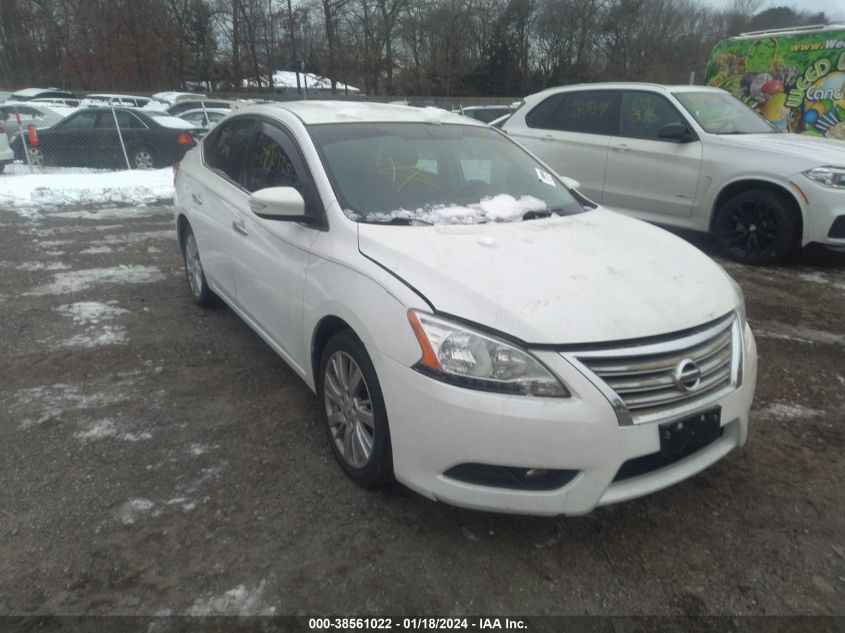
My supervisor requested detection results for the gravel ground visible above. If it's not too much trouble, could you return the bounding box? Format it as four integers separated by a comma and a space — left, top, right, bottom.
0, 202, 842, 617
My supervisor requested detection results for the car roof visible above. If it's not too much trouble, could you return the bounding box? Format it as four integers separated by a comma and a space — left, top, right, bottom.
12, 88, 72, 97
86, 94, 149, 100
525, 82, 727, 100
238, 100, 485, 126
0, 101, 76, 115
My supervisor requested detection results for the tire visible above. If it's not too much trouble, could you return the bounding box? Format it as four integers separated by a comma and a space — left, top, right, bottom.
713, 189, 800, 264
318, 330, 393, 488
131, 146, 154, 170
28, 147, 48, 168
180, 224, 217, 307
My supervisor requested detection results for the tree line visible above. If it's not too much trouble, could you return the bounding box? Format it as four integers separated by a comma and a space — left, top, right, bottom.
0, 0, 833, 97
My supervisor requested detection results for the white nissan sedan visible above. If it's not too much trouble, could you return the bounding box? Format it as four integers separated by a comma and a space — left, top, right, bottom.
173, 101, 757, 516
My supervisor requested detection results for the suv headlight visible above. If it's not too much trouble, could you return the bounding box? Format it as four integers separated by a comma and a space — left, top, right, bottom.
804, 166, 845, 189
728, 276, 747, 326
407, 310, 570, 397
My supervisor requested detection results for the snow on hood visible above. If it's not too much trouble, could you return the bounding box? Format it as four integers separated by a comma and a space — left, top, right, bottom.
715, 132, 845, 170
356, 194, 547, 225
358, 208, 738, 345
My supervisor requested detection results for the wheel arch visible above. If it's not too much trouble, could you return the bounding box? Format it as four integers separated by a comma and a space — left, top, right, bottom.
175, 212, 191, 251
710, 178, 805, 241
311, 315, 358, 389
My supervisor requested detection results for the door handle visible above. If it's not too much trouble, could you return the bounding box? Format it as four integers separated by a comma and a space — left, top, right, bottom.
613, 144, 630, 152
191, 193, 203, 205
232, 220, 249, 236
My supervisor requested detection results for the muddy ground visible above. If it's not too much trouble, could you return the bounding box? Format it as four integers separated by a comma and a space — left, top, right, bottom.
0, 203, 842, 618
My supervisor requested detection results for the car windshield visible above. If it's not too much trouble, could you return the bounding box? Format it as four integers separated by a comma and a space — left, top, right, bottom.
308, 122, 584, 225
673, 91, 777, 134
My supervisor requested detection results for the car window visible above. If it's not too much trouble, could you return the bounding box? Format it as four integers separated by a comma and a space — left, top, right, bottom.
205, 118, 255, 184
619, 92, 684, 141
525, 94, 565, 128
547, 91, 617, 135
245, 130, 302, 193
97, 111, 145, 129
59, 111, 98, 130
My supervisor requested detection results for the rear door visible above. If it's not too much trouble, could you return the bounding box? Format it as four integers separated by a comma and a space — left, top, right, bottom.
603, 91, 702, 219
44, 110, 98, 166
509, 90, 617, 202
187, 117, 256, 301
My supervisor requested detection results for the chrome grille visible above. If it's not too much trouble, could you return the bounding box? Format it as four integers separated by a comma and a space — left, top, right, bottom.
571, 313, 741, 425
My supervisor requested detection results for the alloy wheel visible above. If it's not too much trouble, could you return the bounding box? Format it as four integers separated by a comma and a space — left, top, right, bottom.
184, 233, 203, 298
133, 149, 154, 169
323, 351, 375, 469
720, 198, 781, 260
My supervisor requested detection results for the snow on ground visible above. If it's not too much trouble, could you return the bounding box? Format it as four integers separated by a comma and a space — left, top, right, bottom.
55, 301, 130, 349
7, 379, 137, 429
73, 417, 153, 444
5, 261, 70, 271
0, 169, 174, 215
243, 69, 360, 93
117, 498, 156, 525
355, 194, 548, 225
25, 265, 165, 296
48, 206, 172, 220
188, 580, 276, 616
753, 321, 845, 346
756, 402, 824, 420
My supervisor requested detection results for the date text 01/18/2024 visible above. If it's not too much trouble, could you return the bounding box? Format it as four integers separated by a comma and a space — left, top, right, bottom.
308, 618, 529, 630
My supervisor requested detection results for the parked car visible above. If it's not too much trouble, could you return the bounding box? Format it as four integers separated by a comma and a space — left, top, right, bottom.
177, 108, 228, 129
0, 102, 77, 137
489, 113, 511, 128
0, 91, 12, 104
455, 105, 512, 124
0, 128, 13, 173
30, 97, 82, 107
82, 94, 152, 108
166, 99, 234, 116
8, 87, 77, 102
173, 101, 757, 516
9, 107, 199, 169
502, 83, 845, 264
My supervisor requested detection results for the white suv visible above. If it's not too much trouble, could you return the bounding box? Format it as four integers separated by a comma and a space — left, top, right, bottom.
503, 83, 845, 264
0, 126, 13, 173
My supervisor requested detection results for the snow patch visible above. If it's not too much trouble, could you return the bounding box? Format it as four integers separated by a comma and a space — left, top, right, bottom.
357, 194, 547, 225
74, 418, 119, 442
188, 580, 276, 615
757, 402, 824, 420
48, 206, 172, 220
754, 322, 845, 346
26, 265, 165, 295
117, 499, 155, 525
0, 169, 174, 213
14, 261, 70, 272
80, 246, 114, 254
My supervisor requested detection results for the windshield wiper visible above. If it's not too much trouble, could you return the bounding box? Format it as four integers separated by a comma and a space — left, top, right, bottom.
360, 216, 433, 226
522, 209, 553, 221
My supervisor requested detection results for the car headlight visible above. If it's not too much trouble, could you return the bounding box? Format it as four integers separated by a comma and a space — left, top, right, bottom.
407, 310, 570, 397
728, 276, 747, 325
804, 166, 845, 189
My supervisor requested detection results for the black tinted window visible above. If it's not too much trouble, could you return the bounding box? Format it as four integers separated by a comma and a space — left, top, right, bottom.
525, 94, 564, 128
60, 111, 98, 130
548, 91, 616, 135
245, 131, 301, 193
97, 111, 145, 129
206, 118, 255, 183
619, 92, 684, 141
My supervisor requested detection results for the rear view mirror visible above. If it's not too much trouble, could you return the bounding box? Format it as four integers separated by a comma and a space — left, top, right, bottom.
658, 122, 693, 143
249, 187, 306, 220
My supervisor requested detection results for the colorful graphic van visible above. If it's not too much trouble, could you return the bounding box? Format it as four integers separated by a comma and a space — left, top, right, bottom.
705, 24, 845, 139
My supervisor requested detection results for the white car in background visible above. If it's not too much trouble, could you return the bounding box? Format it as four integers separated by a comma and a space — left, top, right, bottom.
82, 94, 152, 108
177, 108, 229, 130
0, 129, 13, 173
503, 83, 845, 263
0, 102, 77, 137
174, 101, 756, 516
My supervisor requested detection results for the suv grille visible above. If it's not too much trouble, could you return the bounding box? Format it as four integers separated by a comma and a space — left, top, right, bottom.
571, 313, 740, 425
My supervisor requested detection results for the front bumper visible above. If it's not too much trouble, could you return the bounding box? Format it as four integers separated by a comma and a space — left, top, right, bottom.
372, 323, 757, 516
795, 175, 845, 247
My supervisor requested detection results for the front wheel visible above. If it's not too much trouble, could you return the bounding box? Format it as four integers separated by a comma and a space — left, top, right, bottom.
713, 189, 800, 264
180, 224, 217, 307
318, 331, 393, 488
131, 146, 154, 170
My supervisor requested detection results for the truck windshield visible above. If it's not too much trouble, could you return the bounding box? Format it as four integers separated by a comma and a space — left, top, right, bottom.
308, 122, 584, 225
673, 91, 778, 135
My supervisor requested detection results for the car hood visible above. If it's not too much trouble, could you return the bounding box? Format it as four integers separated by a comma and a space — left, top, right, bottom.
714, 132, 845, 169
358, 209, 738, 345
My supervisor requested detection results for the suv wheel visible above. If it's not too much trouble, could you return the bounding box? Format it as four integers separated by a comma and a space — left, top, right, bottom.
713, 189, 800, 264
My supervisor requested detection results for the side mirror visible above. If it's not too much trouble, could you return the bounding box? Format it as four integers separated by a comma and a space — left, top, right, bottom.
657, 122, 693, 143
560, 176, 581, 190
249, 186, 306, 220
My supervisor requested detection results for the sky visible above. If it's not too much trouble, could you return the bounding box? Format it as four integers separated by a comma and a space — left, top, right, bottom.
698, 0, 845, 21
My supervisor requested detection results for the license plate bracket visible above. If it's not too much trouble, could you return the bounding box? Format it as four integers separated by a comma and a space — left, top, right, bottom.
659, 407, 722, 460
